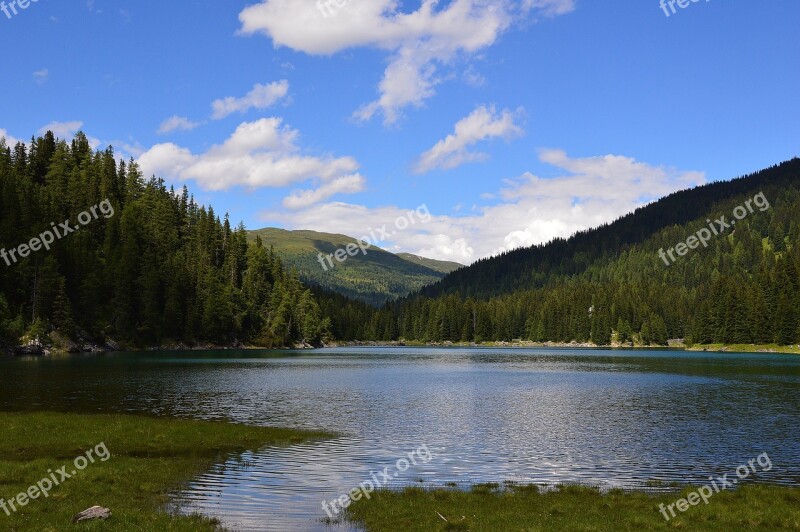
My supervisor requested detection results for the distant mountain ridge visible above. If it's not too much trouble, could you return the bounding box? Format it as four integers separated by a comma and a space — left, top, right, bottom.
396, 253, 463, 274
247, 228, 463, 306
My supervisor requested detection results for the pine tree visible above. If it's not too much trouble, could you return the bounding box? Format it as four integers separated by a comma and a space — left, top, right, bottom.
52, 278, 76, 337
650, 314, 668, 345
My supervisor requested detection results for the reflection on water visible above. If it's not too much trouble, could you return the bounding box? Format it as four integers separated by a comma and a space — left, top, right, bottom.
2, 348, 799, 531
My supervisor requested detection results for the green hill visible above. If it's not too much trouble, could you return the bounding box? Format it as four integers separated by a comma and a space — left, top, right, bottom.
396, 253, 463, 274
247, 228, 463, 306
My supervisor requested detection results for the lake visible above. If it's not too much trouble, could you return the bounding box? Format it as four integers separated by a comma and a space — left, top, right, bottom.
1, 347, 799, 531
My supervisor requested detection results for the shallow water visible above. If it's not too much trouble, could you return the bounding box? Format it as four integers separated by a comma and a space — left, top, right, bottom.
2, 347, 799, 530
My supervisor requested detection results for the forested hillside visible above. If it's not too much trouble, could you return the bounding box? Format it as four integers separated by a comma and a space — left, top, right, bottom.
350, 159, 800, 346
395, 253, 463, 275
0, 133, 333, 350
247, 228, 459, 305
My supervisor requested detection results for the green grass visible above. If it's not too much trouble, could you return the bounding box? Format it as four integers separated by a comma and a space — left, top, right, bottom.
688, 343, 800, 354
346, 483, 800, 531
0, 412, 333, 531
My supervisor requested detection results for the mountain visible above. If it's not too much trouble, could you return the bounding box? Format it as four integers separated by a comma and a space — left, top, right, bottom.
420, 158, 800, 301
247, 228, 463, 306
396, 253, 463, 274
340, 159, 800, 347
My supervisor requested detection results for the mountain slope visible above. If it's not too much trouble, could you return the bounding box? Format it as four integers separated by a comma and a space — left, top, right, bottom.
419, 158, 800, 301
248, 228, 462, 305
396, 253, 463, 274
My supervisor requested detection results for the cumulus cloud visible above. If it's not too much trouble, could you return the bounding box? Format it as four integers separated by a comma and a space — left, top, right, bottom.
155, 80, 288, 134
0, 128, 20, 146
269, 150, 705, 264
138, 118, 361, 195
238, 1, 571, 124
38, 121, 84, 138
0, 128, 19, 146
211, 80, 290, 119
415, 105, 523, 173
283, 173, 366, 209
158, 115, 202, 134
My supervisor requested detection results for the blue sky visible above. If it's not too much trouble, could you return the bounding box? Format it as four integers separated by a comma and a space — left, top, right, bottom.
1, 0, 798, 263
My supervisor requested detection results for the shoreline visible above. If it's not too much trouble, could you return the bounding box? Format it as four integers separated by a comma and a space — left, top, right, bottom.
327, 340, 800, 355
346, 483, 800, 531
6, 339, 800, 357
2, 338, 320, 357
0, 412, 333, 530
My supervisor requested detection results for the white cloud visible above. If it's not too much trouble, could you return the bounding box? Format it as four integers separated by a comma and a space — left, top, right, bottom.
138, 118, 361, 193
38, 120, 83, 138
37, 121, 101, 149
211, 80, 290, 120
269, 150, 705, 264
137, 143, 195, 180
157, 115, 202, 134
462, 64, 486, 87
415, 105, 523, 173
0, 128, 20, 146
523, 0, 576, 17
238, 1, 572, 124
33, 69, 49, 85
283, 173, 366, 209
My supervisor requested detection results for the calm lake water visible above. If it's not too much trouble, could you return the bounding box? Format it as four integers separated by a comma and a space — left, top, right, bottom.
2, 347, 800, 531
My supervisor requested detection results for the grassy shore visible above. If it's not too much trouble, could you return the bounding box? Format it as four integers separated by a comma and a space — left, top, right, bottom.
0, 412, 332, 531
687, 343, 800, 354
346, 484, 800, 531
